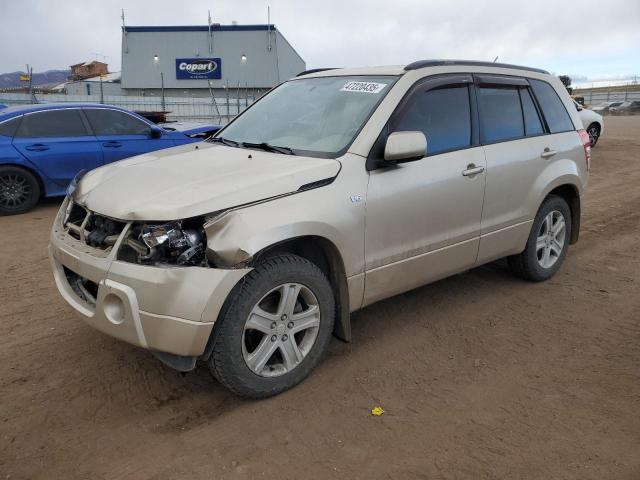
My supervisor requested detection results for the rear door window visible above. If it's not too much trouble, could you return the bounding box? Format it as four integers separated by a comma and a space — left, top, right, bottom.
394, 85, 471, 156
478, 86, 524, 143
520, 88, 544, 136
84, 109, 151, 136
529, 79, 574, 133
15, 109, 89, 137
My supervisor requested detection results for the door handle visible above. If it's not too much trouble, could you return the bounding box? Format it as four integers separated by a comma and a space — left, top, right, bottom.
462, 163, 485, 177
540, 148, 557, 159
102, 141, 122, 148
25, 144, 49, 152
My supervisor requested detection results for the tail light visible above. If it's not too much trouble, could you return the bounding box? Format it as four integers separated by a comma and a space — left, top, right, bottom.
578, 129, 591, 171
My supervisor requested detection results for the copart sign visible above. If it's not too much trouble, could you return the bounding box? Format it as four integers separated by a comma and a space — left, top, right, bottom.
175, 58, 222, 80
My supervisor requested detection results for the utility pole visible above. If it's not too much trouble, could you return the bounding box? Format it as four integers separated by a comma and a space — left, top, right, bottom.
225, 81, 230, 119
160, 71, 165, 111
208, 10, 213, 54
99, 74, 104, 104
26, 64, 34, 103
122, 9, 128, 54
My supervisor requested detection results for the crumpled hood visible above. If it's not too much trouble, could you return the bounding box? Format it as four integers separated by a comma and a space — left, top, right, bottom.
74, 142, 341, 221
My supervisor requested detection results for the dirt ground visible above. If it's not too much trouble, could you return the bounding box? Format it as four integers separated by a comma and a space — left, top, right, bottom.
1, 117, 639, 480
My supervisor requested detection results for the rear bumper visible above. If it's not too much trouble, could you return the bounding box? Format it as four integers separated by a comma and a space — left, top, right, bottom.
49, 204, 250, 357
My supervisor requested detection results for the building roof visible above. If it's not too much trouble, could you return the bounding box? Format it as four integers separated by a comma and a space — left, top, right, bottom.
70, 60, 108, 68
123, 24, 277, 33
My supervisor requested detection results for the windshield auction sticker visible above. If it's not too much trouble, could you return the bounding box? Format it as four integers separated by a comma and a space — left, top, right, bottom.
340, 81, 387, 93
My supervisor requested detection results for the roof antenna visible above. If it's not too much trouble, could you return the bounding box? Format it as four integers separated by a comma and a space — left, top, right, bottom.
493, 56, 499, 62
122, 9, 128, 54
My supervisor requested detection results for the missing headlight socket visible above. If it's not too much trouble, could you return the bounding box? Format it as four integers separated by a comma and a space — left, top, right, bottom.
118, 219, 206, 267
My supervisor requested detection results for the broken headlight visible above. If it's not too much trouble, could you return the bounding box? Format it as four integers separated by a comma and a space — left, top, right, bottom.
120, 220, 206, 266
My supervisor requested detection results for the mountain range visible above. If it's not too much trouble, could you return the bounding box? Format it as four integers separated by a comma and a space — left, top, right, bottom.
0, 70, 71, 89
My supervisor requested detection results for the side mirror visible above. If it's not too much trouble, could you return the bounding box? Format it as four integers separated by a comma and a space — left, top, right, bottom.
149, 126, 163, 139
384, 131, 427, 163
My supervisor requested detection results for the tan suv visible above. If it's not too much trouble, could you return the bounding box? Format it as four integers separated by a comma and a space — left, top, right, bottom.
50, 60, 591, 398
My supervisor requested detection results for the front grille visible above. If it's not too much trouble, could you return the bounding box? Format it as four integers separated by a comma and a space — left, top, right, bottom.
63, 203, 126, 251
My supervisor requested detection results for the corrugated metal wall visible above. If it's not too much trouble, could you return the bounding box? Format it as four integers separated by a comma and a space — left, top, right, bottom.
121, 27, 305, 91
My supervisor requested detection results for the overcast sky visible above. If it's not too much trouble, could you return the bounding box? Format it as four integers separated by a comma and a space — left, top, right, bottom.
1, 0, 639, 81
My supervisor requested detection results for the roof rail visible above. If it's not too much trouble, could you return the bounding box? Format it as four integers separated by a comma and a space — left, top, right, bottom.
404, 60, 549, 75
296, 68, 338, 77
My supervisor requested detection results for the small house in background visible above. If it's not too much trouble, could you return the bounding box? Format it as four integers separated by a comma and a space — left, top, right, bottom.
69, 60, 109, 81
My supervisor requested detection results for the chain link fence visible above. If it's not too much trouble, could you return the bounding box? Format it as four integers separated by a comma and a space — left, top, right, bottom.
0, 92, 256, 124
574, 88, 640, 109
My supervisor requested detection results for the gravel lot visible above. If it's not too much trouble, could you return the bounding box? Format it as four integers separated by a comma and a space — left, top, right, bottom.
1, 116, 639, 480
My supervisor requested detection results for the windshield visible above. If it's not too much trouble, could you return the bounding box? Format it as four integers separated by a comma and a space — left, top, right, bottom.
213, 76, 398, 157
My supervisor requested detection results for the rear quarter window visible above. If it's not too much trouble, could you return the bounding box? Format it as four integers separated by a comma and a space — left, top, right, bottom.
529, 79, 574, 133
0, 117, 21, 137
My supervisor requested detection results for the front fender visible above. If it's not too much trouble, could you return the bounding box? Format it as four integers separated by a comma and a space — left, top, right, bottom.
203, 189, 363, 343
205, 207, 346, 268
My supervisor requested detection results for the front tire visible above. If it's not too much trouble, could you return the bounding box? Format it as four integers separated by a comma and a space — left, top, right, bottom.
208, 254, 335, 398
508, 195, 572, 282
0, 166, 40, 215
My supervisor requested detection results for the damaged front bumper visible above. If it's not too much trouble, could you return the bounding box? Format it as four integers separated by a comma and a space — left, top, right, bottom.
49, 199, 250, 364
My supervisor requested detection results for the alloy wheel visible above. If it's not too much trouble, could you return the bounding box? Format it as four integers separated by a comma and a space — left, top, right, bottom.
0, 172, 32, 210
242, 283, 320, 377
536, 210, 566, 269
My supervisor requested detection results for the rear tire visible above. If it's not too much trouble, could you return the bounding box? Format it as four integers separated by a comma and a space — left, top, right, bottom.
208, 254, 335, 398
0, 166, 40, 215
508, 195, 572, 282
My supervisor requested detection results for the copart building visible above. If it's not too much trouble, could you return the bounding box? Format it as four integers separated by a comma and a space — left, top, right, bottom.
120, 24, 306, 97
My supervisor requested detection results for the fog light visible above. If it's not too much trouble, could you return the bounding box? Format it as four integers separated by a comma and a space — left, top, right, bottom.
103, 293, 125, 325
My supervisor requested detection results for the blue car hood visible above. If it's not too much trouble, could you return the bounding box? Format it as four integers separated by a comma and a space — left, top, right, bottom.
159, 122, 221, 136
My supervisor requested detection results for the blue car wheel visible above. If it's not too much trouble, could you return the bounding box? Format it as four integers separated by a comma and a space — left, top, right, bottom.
0, 166, 41, 215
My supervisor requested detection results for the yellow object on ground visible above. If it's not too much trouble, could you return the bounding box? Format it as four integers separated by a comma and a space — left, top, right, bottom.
371, 406, 385, 416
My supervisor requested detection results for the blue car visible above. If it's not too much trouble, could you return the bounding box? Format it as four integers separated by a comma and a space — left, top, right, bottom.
0, 103, 220, 214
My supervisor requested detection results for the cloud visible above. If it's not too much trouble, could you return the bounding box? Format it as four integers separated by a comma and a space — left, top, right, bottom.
1, 0, 638, 78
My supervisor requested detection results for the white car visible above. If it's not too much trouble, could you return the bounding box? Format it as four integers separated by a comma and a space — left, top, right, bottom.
592, 101, 624, 115
574, 100, 603, 146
